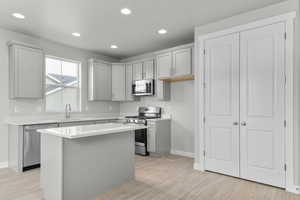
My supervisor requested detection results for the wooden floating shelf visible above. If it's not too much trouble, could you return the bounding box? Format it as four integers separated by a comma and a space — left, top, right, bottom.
159, 75, 195, 82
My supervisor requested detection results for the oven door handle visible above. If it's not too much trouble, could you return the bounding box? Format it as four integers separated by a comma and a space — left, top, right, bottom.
135, 142, 146, 147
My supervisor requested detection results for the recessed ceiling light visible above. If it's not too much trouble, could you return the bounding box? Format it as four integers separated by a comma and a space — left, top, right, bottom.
158, 29, 168, 35
121, 8, 131, 15
12, 13, 25, 19
72, 32, 81, 37
110, 45, 118, 49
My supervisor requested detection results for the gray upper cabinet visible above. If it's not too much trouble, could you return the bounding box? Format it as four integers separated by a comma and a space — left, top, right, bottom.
132, 59, 154, 81
8, 41, 45, 99
88, 59, 112, 101
132, 62, 143, 80
172, 48, 192, 77
143, 59, 154, 80
157, 52, 172, 79
112, 64, 126, 101
125, 64, 134, 101
156, 45, 193, 80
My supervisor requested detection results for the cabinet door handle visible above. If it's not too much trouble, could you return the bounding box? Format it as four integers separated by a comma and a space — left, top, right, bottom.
233, 122, 239, 126
241, 121, 247, 126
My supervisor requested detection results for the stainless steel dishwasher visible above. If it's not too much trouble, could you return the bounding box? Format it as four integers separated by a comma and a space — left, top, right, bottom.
23, 123, 58, 171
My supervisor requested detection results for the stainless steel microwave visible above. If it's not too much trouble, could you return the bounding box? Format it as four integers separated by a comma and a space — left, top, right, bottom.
132, 79, 155, 96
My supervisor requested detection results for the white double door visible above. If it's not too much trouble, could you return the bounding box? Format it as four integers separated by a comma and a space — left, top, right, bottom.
203, 23, 286, 188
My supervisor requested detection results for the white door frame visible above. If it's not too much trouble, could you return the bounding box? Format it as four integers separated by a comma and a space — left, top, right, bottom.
194, 12, 297, 193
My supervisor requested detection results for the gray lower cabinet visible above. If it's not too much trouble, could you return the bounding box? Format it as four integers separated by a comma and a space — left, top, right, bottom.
88, 59, 112, 101
8, 41, 45, 99
147, 119, 171, 154
41, 130, 135, 200
7, 119, 118, 173
112, 64, 126, 101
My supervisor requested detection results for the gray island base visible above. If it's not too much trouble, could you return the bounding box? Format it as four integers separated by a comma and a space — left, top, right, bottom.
39, 123, 145, 200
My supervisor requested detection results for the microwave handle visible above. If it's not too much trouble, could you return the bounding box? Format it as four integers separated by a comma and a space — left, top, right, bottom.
132, 83, 136, 94
152, 80, 155, 95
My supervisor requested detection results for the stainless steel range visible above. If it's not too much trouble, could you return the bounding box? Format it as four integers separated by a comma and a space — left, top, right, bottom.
125, 106, 161, 156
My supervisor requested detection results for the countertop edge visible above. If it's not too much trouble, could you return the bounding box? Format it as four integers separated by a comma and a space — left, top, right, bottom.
37, 124, 147, 139
4, 116, 171, 126
4, 116, 121, 126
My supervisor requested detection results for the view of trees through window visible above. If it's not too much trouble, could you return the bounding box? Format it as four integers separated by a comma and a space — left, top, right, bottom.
45, 56, 81, 112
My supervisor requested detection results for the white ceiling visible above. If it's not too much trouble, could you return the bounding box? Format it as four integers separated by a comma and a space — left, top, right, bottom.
0, 0, 284, 59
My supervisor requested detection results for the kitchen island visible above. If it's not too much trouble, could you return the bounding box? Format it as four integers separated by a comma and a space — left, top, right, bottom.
38, 122, 146, 200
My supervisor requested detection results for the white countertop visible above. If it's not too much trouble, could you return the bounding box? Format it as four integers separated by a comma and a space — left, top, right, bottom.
5, 114, 171, 126
4, 116, 120, 126
37, 123, 147, 139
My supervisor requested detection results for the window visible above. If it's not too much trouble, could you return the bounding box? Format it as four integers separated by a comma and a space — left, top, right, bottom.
45, 56, 81, 112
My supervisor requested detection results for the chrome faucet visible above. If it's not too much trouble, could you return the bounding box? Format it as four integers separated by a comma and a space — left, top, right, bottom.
65, 104, 71, 119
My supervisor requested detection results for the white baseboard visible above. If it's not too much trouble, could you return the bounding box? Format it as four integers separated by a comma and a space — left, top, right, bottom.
170, 150, 194, 158
286, 185, 300, 194
0, 161, 8, 169
193, 162, 204, 171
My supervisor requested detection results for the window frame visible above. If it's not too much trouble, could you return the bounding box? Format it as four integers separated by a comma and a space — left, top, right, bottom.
44, 55, 82, 113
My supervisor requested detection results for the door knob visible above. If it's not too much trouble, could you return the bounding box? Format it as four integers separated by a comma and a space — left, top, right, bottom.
233, 122, 239, 126
241, 121, 247, 126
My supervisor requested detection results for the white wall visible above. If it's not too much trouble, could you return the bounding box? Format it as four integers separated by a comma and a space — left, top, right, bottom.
120, 81, 195, 155
195, 0, 300, 185
169, 81, 194, 155
0, 28, 120, 163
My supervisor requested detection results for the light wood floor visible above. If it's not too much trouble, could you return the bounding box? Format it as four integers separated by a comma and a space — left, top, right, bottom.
1, 155, 300, 200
